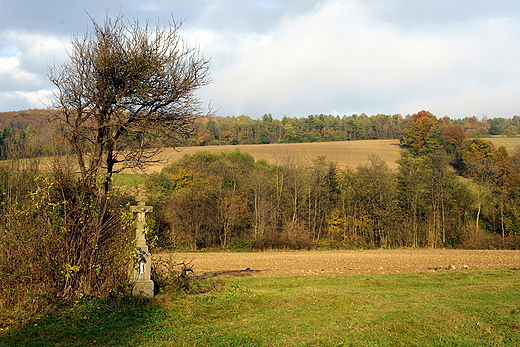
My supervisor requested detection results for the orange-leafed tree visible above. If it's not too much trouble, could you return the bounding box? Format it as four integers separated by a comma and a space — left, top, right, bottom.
441, 123, 466, 154
402, 110, 444, 155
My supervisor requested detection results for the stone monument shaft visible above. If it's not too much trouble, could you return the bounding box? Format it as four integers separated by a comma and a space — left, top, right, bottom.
129, 194, 154, 297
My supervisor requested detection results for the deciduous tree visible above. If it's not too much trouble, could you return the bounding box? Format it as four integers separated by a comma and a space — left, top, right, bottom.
402, 110, 442, 155
49, 14, 212, 191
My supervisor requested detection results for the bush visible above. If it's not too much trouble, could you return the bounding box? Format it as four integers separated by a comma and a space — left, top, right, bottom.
0, 159, 134, 328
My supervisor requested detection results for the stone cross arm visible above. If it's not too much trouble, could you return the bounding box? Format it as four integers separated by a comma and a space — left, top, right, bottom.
130, 194, 153, 214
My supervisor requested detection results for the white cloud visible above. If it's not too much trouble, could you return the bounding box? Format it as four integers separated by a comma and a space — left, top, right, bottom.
188, 31, 216, 49
0, 30, 66, 110
3, 0, 520, 117
0, 56, 18, 71
0, 30, 68, 95
0, 55, 42, 92
0, 89, 53, 111
2, 30, 68, 69
198, 0, 520, 118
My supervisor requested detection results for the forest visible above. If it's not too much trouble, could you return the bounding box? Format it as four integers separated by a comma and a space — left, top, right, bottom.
187, 112, 520, 146
1, 109, 520, 158
144, 110, 520, 250
0, 109, 519, 250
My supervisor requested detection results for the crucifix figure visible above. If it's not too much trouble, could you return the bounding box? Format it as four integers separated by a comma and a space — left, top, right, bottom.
129, 193, 154, 297
130, 193, 153, 245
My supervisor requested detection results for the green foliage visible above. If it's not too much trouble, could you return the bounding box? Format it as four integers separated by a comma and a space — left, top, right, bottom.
146, 138, 520, 250
397, 110, 520, 247
189, 113, 408, 146
463, 139, 503, 180
112, 173, 147, 187
0, 159, 134, 328
401, 110, 447, 156
147, 150, 258, 250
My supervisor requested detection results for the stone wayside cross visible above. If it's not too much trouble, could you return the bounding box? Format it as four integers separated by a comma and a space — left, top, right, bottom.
129, 194, 154, 297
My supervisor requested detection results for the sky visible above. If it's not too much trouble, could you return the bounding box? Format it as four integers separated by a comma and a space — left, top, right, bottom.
2, 0, 520, 119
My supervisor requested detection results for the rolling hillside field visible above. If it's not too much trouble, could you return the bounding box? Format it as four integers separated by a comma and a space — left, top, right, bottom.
142, 137, 520, 174
131, 139, 402, 174
483, 137, 520, 153
11, 138, 518, 175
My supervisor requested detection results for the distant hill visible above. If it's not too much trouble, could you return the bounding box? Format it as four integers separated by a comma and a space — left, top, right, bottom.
0, 109, 52, 130
2, 110, 518, 170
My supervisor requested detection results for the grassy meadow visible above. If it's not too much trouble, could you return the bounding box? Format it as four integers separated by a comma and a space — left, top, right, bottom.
3, 138, 520, 346
2, 270, 519, 346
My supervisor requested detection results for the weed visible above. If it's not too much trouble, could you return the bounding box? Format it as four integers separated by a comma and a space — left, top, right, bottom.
152, 257, 224, 295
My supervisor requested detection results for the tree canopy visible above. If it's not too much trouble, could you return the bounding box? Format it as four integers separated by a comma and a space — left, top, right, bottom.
48, 14, 212, 189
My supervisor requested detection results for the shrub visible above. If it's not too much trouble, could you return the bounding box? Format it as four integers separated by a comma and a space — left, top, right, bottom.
0, 159, 134, 328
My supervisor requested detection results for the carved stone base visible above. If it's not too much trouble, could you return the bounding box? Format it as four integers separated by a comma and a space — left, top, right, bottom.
132, 279, 155, 298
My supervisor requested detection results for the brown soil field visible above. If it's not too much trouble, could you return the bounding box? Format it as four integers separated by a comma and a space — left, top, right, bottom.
156, 249, 520, 278
130, 139, 402, 174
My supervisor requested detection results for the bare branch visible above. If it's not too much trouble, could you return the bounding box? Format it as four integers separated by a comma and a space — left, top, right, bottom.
48, 14, 212, 191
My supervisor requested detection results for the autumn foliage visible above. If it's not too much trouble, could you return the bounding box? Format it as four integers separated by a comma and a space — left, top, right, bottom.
1, 109, 520, 253
146, 145, 520, 251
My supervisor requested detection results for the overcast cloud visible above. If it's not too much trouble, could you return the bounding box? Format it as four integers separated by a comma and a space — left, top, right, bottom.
2, 0, 520, 119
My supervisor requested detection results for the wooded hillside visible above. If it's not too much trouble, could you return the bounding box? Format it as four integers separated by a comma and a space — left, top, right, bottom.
1, 109, 520, 161
1, 109, 520, 252
144, 110, 520, 251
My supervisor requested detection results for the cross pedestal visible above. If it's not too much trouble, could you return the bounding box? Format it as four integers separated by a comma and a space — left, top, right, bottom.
129, 194, 154, 297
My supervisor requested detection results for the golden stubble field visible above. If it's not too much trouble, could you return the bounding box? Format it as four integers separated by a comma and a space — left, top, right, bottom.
483, 137, 520, 153
134, 139, 402, 173
102, 137, 520, 175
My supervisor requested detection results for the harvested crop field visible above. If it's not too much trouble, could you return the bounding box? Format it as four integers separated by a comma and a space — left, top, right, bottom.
483, 137, 520, 153
131, 139, 402, 173
157, 249, 520, 278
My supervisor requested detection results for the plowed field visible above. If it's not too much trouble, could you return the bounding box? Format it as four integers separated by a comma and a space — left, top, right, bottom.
157, 249, 520, 278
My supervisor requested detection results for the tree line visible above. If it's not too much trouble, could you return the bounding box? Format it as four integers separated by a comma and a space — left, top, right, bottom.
186, 112, 520, 146
0, 110, 57, 160
146, 111, 520, 251
2, 110, 520, 159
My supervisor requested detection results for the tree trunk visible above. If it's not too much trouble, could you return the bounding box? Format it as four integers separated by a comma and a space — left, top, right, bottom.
476, 201, 481, 235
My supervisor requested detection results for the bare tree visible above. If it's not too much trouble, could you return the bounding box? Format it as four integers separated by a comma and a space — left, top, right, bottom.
49, 14, 212, 191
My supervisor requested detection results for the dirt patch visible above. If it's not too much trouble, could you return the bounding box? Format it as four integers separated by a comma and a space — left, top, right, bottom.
155, 249, 520, 278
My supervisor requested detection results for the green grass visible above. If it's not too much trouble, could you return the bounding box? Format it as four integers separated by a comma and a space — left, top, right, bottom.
112, 173, 147, 187
1, 270, 519, 346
